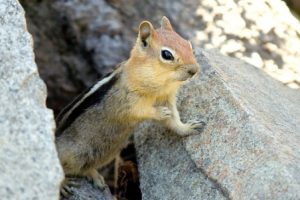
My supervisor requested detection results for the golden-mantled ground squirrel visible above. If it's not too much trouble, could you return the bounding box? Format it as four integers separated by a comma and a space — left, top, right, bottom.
55, 16, 204, 196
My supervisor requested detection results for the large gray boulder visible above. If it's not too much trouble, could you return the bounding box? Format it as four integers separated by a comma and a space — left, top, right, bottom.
0, 0, 63, 199
134, 48, 300, 200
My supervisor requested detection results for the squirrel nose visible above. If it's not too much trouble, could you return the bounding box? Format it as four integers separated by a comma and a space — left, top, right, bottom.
188, 69, 197, 76
187, 65, 199, 76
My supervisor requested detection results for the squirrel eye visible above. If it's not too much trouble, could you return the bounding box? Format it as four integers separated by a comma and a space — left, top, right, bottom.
161, 50, 174, 61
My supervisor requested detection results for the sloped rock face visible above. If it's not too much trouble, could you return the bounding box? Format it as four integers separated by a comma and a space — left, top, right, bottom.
134, 124, 227, 200
0, 0, 63, 199
134, 48, 300, 200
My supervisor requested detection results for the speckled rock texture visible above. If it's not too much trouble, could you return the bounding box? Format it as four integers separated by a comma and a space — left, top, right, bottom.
134, 48, 300, 200
0, 0, 63, 199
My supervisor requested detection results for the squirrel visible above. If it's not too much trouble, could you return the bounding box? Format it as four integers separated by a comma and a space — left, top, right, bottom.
55, 16, 204, 196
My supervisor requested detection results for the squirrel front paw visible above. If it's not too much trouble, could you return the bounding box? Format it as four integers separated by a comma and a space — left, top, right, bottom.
177, 120, 206, 136
156, 106, 172, 121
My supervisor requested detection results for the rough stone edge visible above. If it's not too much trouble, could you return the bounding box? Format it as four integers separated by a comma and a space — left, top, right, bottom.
17, 0, 64, 198
18, 1, 116, 198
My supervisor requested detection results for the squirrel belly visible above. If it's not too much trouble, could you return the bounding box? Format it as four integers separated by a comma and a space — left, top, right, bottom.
55, 16, 205, 195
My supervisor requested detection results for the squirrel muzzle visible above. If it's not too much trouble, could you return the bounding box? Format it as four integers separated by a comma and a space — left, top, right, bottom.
178, 63, 199, 81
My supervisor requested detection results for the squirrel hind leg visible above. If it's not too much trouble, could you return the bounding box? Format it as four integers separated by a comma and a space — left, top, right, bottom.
60, 177, 80, 198
84, 168, 107, 191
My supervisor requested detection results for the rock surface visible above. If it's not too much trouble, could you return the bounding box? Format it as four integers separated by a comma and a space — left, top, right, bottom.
19, 0, 300, 114
61, 179, 114, 200
0, 0, 63, 199
134, 48, 300, 200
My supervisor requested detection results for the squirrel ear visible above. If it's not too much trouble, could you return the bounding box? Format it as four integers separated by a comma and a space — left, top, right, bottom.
161, 16, 173, 31
139, 21, 154, 47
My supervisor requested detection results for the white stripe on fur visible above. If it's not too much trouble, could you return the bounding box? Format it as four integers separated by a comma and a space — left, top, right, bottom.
60, 71, 117, 124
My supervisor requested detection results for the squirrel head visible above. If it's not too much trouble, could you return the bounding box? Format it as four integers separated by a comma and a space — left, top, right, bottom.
126, 16, 199, 96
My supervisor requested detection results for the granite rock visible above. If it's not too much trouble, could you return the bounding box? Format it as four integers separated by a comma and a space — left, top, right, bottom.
0, 0, 63, 199
134, 48, 300, 200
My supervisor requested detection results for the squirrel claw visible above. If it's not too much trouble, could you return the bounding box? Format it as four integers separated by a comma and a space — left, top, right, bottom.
60, 178, 78, 198
176, 120, 206, 136
187, 120, 206, 132
187, 120, 206, 135
60, 185, 73, 198
92, 178, 107, 191
86, 170, 107, 191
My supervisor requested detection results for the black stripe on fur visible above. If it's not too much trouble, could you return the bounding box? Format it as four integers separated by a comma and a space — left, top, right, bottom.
56, 73, 118, 136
